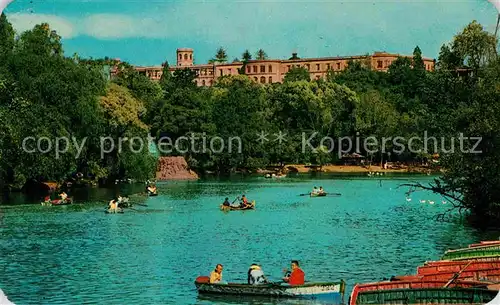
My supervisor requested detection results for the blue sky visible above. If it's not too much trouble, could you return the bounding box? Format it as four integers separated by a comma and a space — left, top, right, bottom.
3, 0, 499, 66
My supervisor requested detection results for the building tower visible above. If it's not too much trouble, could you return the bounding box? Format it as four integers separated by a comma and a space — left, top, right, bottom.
177, 48, 194, 67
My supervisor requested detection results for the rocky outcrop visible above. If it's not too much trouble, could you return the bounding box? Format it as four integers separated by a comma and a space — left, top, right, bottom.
156, 157, 199, 180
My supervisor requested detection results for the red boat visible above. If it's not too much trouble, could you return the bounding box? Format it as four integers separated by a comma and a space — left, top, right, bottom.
395, 259, 500, 282
349, 279, 491, 305
469, 241, 500, 248
50, 198, 73, 205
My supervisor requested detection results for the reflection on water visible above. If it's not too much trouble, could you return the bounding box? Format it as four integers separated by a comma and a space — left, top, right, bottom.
0, 175, 498, 304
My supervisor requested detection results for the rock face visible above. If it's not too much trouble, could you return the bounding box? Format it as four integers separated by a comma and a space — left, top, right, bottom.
156, 156, 199, 180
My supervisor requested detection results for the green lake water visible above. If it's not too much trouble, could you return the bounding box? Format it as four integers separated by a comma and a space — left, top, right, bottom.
0, 175, 498, 305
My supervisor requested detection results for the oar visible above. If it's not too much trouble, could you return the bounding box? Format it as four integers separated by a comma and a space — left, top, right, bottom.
443, 261, 472, 288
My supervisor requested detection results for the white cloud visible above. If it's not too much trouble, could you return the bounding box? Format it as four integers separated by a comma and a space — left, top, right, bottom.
8, 13, 76, 38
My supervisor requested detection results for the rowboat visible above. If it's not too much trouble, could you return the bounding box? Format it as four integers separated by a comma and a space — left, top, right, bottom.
469, 241, 500, 248
45, 198, 73, 206
411, 259, 500, 282
194, 276, 345, 302
310, 192, 327, 197
349, 279, 497, 305
442, 248, 500, 261
220, 201, 256, 211
105, 209, 124, 214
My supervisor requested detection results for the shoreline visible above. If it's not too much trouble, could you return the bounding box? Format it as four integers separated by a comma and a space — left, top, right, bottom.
255, 164, 437, 175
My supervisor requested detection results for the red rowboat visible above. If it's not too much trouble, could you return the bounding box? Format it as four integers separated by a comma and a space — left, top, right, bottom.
349, 279, 490, 305
469, 241, 500, 248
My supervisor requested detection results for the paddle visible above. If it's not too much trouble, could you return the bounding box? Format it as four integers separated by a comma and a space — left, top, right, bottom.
443, 261, 472, 288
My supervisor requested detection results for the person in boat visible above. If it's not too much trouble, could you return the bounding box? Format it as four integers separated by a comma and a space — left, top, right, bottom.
282, 260, 305, 285
147, 184, 157, 194
311, 186, 319, 195
240, 195, 254, 208
319, 186, 325, 194
108, 199, 119, 212
239, 195, 249, 208
209, 264, 224, 284
59, 192, 68, 201
222, 198, 231, 207
248, 264, 268, 285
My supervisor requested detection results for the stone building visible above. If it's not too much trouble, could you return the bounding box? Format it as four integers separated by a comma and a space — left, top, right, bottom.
132, 48, 435, 86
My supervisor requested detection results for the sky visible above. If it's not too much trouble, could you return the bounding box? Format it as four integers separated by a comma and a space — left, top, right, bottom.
3, 0, 500, 66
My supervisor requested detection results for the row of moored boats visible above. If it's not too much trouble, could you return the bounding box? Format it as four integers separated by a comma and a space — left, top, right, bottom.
194, 240, 500, 304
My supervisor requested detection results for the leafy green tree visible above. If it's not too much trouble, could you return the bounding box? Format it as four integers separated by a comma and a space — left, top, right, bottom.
159, 61, 172, 90
17, 23, 63, 57
0, 13, 14, 56
283, 67, 310, 82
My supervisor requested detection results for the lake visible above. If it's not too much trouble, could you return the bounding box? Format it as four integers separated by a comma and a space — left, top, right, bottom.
0, 174, 498, 304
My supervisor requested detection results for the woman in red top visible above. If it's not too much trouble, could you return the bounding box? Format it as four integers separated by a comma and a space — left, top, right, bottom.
283, 260, 305, 285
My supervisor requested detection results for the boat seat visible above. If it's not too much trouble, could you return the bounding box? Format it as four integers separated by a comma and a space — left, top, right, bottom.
195, 276, 210, 284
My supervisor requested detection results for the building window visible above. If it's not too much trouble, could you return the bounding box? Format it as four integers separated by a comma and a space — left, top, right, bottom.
269, 65, 272, 73
305, 64, 310, 70
260, 76, 266, 83
268, 76, 272, 83
210, 80, 213, 85
326, 63, 330, 70
254, 77, 258, 81
377, 60, 383, 68
220, 70, 223, 76
316, 75, 320, 80
228, 69, 231, 74
184, 54, 188, 60
253, 66, 257, 73
202, 80, 206, 86
247, 66, 251, 73
316, 64, 320, 71
260, 65, 265, 73
287, 65, 291, 71
190, 54, 192, 60
179, 54, 182, 60
337, 62, 341, 70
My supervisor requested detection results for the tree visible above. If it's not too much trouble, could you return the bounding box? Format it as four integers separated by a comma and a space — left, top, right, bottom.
451, 21, 496, 70
211, 47, 228, 64
159, 61, 172, 90
99, 83, 148, 132
256, 49, 268, 60
283, 67, 310, 82
242, 50, 252, 61
211, 75, 271, 172
0, 13, 14, 56
17, 23, 63, 57
412, 46, 426, 72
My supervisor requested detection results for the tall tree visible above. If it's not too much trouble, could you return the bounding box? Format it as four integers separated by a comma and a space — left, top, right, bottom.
159, 60, 172, 90
17, 23, 63, 56
0, 13, 14, 56
256, 49, 268, 60
242, 50, 252, 61
451, 20, 497, 70
412, 46, 426, 72
211, 47, 228, 64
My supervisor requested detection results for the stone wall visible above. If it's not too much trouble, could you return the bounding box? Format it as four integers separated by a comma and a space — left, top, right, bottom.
156, 156, 199, 180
